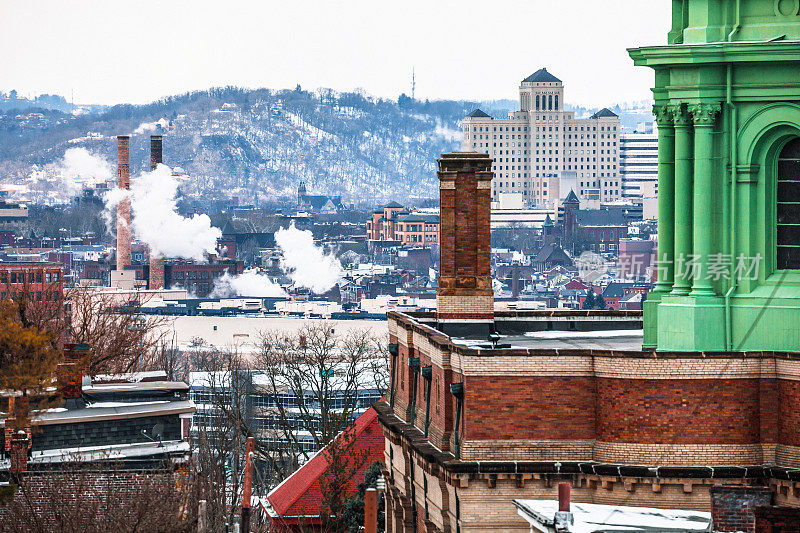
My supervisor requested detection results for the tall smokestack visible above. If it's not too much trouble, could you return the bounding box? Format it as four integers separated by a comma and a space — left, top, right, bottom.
116, 136, 131, 271
149, 135, 165, 290
150, 135, 162, 171
436, 152, 494, 333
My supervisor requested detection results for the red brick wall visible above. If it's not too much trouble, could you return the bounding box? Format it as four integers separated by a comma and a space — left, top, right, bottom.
760, 378, 779, 444
395, 343, 410, 408
778, 380, 800, 447
597, 378, 761, 444
755, 506, 800, 533
463, 376, 596, 441
711, 486, 773, 533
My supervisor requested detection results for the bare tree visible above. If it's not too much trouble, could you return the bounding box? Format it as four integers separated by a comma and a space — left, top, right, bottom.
62, 287, 170, 375
255, 323, 387, 465
189, 349, 261, 531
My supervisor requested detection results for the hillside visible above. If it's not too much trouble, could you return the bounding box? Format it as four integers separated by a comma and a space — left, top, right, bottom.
0, 87, 649, 207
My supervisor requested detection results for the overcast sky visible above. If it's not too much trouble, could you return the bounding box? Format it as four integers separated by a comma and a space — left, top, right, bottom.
0, 1, 671, 107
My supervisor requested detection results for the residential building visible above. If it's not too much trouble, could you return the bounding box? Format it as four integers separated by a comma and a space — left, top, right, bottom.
394, 213, 439, 247
0, 345, 194, 526
367, 202, 439, 247
0, 201, 28, 223
461, 69, 622, 207
262, 407, 384, 531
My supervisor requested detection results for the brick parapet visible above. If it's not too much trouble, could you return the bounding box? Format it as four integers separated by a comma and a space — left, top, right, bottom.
460, 439, 595, 462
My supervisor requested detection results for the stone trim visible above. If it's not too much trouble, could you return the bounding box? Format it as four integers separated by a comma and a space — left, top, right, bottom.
373, 402, 800, 481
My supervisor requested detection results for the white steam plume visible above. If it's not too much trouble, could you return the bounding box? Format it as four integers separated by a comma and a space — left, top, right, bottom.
57, 148, 113, 198
102, 164, 221, 262
275, 222, 342, 294
101, 186, 130, 236
211, 269, 286, 298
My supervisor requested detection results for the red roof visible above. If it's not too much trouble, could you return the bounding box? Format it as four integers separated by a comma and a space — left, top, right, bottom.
265, 404, 384, 526
563, 278, 588, 290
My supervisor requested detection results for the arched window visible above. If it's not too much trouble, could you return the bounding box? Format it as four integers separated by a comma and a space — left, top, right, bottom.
548, 94, 553, 110
555, 94, 559, 111
777, 137, 800, 269
536, 94, 540, 110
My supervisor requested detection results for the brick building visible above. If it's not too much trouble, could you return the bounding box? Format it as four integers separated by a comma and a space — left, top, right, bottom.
0, 344, 194, 528
376, 152, 800, 532
562, 190, 629, 253
0, 261, 64, 302
367, 203, 440, 247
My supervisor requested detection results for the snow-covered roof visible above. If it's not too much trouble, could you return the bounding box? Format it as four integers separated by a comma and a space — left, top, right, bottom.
30, 440, 190, 465
513, 500, 711, 533
33, 399, 194, 425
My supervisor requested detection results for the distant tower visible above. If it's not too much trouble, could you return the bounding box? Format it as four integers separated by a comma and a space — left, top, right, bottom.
562, 189, 580, 237
411, 68, 416, 101
298, 182, 306, 206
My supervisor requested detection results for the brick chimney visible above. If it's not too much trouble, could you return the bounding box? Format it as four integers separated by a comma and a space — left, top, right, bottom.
10, 429, 29, 474
149, 135, 165, 290
57, 343, 89, 408
436, 153, 494, 332
116, 136, 132, 271
5, 397, 30, 474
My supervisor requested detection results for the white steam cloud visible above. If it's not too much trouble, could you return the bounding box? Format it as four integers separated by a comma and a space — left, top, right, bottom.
211, 269, 285, 298
103, 164, 221, 262
57, 148, 113, 198
275, 222, 342, 294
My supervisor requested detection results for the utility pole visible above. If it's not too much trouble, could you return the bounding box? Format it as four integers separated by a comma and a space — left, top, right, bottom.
240, 437, 255, 533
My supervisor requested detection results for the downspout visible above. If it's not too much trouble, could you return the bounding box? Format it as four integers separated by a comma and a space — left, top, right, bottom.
725, 1, 741, 350
450, 382, 464, 459
409, 356, 420, 426
388, 343, 398, 408
421, 366, 432, 437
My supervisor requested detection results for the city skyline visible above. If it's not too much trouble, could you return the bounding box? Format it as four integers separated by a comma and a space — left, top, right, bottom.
0, 0, 670, 107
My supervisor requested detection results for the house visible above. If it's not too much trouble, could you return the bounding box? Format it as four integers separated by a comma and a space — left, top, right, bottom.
531, 243, 573, 271
262, 406, 384, 531
297, 182, 345, 214
562, 190, 630, 253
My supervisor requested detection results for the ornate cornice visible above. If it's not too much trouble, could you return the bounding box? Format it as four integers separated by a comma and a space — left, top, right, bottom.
689, 102, 721, 126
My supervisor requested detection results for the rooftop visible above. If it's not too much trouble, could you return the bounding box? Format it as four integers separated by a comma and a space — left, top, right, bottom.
514, 500, 711, 533
401, 311, 644, 352
522, 68, 562, 84
590, 108, 619, 119
466, 108, 491, 118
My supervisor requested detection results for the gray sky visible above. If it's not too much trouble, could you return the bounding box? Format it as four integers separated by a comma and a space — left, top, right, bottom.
0, 0, 671, 107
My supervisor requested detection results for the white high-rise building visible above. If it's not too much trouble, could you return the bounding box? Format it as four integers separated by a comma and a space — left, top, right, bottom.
461, 68, 623, 208
620, 127, 659, 200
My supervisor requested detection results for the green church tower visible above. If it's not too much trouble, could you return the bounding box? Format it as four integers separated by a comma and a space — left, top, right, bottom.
629, 0, 800, 351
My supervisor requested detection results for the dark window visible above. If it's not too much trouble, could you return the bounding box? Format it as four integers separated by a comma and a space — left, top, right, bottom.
777, 137, 800, 269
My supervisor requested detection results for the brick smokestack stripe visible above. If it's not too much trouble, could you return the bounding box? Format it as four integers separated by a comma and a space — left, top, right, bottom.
149, 135, 165, 289
436, 152, 494, 321
116, 136, 131, 271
